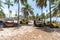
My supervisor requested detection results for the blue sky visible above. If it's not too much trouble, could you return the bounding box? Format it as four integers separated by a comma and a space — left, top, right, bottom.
2, 0, 49, 17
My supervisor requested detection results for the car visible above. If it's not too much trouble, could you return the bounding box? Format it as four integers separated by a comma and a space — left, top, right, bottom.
4, 20, 14, 27
51, 21, 58, 28
34, 19, 43, 27
44, 21, 50, 26
45, 21, 59, 28
20, 19, 28, 24
13, 20, 18, 26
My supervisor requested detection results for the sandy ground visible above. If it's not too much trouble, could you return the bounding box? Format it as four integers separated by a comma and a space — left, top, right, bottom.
0, 25, 60, 40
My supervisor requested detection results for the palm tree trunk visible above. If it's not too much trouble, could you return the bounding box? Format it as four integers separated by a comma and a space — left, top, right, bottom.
8, 8, 10, 18
49, 0, 52, 27
18, 0, 20, 24
41, 8, 43, 14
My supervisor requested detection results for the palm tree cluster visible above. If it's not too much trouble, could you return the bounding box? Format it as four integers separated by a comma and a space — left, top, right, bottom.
21, 3, 34, 19
0, 0, 6, 20
0, 0, 60, 25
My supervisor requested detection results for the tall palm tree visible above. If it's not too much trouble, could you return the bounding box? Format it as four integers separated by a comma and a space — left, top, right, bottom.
14, 0, 27, 23
47, 0, 59, 26
14, 0, 27, 5
51, 0, 60, 24
4, 0, 13, 18
33, 0, 47, 13
34, 0, 59, 27
21, 3, 34, 20
33, 0, 47, 26
51, 0, 60, 21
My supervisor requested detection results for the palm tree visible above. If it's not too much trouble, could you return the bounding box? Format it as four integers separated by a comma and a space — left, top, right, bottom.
21, 3, 34, 20
9, 10, 12, 18
0, 10, 6, 19
33, 0, 47, 13
14, 0, 27, 23
14, 0, 27, 5
34, 0, 60, 27
52, 0, 60, 16
40, 13, 45, 22
33, 0, 47, 26
4, 0, 13, 18
36, 13, 39, 19
52, 0, 60, 20
49, 0, 60, 27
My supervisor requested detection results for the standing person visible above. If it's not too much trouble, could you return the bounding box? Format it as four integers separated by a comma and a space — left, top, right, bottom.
0, 20, 4, 31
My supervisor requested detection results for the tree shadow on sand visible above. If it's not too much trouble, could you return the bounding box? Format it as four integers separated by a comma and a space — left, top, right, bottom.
20, 24, 33, 26
35, 26, 60, 33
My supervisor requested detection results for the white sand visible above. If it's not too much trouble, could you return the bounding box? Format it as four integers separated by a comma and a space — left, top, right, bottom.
0, 26, 60, 40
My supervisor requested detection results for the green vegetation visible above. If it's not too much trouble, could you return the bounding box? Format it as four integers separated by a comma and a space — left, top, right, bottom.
21, 3, 34, 19
0, 10, 5, 20
0, 0, 60, 26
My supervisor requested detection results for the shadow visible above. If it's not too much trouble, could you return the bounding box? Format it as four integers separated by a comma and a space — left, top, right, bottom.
20, 24, 32, 26
35, 26, 60, 33
51, 28, 60, 32
3, 24, 22, 28
0, 28, 4, 31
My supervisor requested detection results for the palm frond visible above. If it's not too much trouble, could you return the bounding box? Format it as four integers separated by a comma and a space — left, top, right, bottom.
20, 0, 27, 5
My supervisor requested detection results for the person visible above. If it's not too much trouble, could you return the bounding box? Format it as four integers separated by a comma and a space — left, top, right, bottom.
0, 20, 4, 31
34, 19, 36, 25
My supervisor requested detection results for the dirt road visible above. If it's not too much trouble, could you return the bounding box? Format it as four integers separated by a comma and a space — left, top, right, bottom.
0, 26, 60, 40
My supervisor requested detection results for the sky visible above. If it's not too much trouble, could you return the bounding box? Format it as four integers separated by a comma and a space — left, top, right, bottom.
2, 0, 49, 18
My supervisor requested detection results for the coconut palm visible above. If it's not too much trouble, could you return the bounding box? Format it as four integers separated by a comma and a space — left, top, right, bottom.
0, 10, 6, 19
33, 0, 47, 13
52, 0, 60, 15
14, 0, 27, 23
49, 0, 60, 27
4, 0, 13, 9
51, 0, 60, 22
14, 0, 27, 5
33, 0, 59, 27
33, 0, 47, 25
53, 0, 60, 16
21, 3, 34, 20
4, 0, 13, 18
